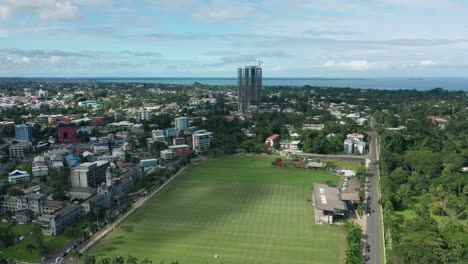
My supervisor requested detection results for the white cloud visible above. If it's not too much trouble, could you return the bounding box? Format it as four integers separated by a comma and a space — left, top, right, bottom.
0, 0, 81, 21
0, 6, 10, 20
39, 1, 80, 21
420, 59, 436, 66
192, 1, 255, 23
323, 60, 371, 71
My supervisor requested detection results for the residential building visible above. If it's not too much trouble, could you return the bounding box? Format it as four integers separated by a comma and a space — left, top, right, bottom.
15, 124, 33, 142
38, 89, 48, 98
58, 123, 79, 144
279, 140, 301, 150
9, 142, 31, 160
192, 130, 213, 153
168, 144, 190, 152
238, 65, 262, 112
265, 134, 280, 147
343, 133, 366, 154
1, 193, 46, 215
140, 159, 158, 167
175, 117, 189, 130
70, 161, 110, 188
164, 128, 180, 138
136, 110, 151, 122
160, 149, 176, 160
303, 124, 325, 131
152, 129, 165, 142
172, 137, 186, 145
8, 170, 30, 183
32, 163, 48, 177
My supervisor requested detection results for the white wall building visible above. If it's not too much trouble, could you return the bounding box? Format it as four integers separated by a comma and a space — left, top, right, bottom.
192, 130, 213, 153
175, 117, 189, 130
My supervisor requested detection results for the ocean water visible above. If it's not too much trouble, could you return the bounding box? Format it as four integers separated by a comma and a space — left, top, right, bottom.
92, 77, 468, 91
4, 77, 468, 91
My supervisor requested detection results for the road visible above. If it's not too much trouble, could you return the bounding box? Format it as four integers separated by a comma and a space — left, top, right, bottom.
365, 117, 384, 264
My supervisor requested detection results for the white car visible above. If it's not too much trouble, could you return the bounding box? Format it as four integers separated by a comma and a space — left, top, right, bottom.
19, 236, 25, 241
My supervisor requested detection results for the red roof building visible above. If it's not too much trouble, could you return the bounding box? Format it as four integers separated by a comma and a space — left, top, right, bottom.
175, 149, 193, 156
265, 134, 280, 147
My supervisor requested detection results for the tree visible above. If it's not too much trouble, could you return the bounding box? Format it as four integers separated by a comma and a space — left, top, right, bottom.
25, 243, 36, 261
140, 258, 152, 264
84, 255, 97, 264
99, 256, 111, 264
450, 239, 464, 261
112, 256, 125, 264
126, 256, 138, 264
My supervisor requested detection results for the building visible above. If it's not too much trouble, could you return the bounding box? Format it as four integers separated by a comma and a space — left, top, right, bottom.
175, 149, 193, 157
15, 124, 33, 142
70, 161, 110, 188
39, 204, 84, 236
265, 134, 280, 147
7, 170, 30, 183
192, 130, 213, 153
172, 137, 186, 145
343, 133, 366, 154
1, 193, 47, 215
237, 65, 262, 112
168, 144, 190, 152
152, 129, 166, 142
58, 123, 79, 144
313, 183, 347, 224
160, 149, 176, 160
9, 142, 31, 160
279, 140, 301, 150
175, 117, 189, 130
38, 89, 48, 98
32, 163, 48, 177
164, 128, 180, 138
303, 124, 325, 131
140, 159, 158, 168
136, 110, 151, 122
70, 187, 96, 200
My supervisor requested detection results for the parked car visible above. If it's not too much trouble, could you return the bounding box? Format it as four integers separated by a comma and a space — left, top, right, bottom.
19, 236, 25, 241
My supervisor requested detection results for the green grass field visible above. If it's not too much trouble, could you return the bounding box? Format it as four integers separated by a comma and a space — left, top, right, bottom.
90, 156, 346, 264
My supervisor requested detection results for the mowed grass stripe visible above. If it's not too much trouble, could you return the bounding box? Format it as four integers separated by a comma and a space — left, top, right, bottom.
91, 156, 345, 264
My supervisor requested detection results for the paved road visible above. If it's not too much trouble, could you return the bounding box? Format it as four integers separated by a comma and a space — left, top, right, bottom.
365, 118, 384, 264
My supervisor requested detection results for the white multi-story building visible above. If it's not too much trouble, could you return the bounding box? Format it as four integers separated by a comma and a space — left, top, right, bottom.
175, 117, 189, 130
152, 129, 166, 142
136, 110, 151, 122
160, 149, 176, 160
343, 133, 366, 154
192, 130, 213, 153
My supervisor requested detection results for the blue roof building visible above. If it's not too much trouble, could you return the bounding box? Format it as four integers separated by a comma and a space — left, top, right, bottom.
15, 124, 33, 142
66, 153, 81, 167
164, 128, 180, 138
8, 170, 31, 183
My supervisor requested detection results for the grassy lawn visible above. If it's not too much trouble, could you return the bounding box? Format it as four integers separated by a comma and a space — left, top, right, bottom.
327, 159, 364, 170
90, 155, 346, 264
0, 222, 32, 236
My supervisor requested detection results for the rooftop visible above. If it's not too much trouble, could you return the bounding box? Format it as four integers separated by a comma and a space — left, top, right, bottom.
313, 183, 347, 212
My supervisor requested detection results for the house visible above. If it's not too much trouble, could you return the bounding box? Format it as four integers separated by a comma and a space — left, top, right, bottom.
344, 133, 366, 154
160, 149, 176, 160
265, 134, 280, 147
279, 140, 301, 150
8, 170, 31, 183
140, 159, 158, 167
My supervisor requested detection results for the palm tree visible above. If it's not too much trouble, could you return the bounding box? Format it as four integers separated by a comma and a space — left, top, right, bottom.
84, 255, 97, 264
140, 258, 152, 264
25, 243, 36, 261
70, 249, 83, 264
112, 256, 125, 264
126, 255, 138, 264
99, 256, 111, 264
450, 239, 464, 260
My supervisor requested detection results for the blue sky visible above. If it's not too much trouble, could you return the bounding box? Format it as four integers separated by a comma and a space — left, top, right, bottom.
0, 0, 467, 77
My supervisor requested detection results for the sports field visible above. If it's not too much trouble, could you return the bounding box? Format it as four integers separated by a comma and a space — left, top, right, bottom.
90, 156, 346, 264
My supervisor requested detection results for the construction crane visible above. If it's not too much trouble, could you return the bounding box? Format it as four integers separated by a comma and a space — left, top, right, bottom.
257, 59, 263, 67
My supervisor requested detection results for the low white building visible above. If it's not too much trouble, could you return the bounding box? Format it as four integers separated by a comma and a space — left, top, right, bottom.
280, 140, 301, 150
160, 149, 176, 160
32, 163, 48, 177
